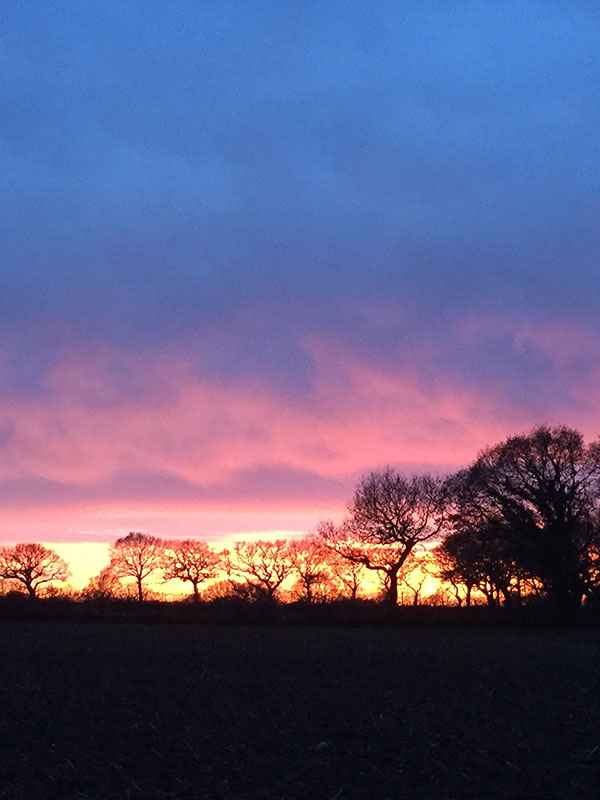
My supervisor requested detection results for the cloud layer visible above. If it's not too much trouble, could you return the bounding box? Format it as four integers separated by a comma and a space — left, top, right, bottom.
2, 319, 599, 542
1, 3, 599, 542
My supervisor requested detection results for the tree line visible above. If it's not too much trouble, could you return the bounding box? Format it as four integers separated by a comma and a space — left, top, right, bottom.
2, 425, 600, 615
0, 534, 371, 605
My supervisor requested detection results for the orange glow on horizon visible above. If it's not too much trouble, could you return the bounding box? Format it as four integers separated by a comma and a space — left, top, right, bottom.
44, 530, 310, 592
41, 536, 445, 602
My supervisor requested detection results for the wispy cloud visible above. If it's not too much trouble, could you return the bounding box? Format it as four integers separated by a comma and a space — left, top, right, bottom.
0, 343, 532, 494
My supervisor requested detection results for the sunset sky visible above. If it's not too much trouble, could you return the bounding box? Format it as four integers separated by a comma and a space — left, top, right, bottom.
2, 2, 600, 583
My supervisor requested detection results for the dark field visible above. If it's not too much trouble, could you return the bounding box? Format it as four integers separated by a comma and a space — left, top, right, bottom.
1, 624, 599, 799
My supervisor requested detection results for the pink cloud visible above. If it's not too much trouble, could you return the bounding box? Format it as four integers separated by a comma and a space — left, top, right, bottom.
0, 342, 532, 493
1, 334, 598, 544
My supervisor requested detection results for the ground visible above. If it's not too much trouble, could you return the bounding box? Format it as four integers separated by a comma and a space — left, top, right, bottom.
0, 623, 599, 799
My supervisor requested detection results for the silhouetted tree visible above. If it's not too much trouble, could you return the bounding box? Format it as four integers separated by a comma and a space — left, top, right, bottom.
0, 543, 70, 598
320, 470, 446, 607
288, 535, 334, 603
204, 576, 273, 602
583, 519, 600, 607
433, 534, 479, 606
455, 425, 600, 612
400, 552, 431, 606
334, 553, 367, 600
162, 540, 222, 603
108, 532, 164, 602
229, 540, 293, 602
318, 521, 367, 600
81, 565, 126, 600
435, 525, 524, 607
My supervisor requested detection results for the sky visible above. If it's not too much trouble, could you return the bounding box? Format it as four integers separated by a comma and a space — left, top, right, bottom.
2, 1, 600, 580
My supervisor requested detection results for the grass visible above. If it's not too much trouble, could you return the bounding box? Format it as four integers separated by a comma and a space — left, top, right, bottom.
0, 623, 599, 799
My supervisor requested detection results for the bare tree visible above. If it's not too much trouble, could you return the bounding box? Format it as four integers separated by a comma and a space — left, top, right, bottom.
432, 541, 475, 606
319, 470, 446, 607
229, 540, 293, 602
81, 565, 126, 600
108, 532, 164, 602
334, 554, 367, 600
400, 552, 431, 606
162, 540, 222, 603
318, 521, 367, 600
0, 543, 70, 598
288, 535, 334, 603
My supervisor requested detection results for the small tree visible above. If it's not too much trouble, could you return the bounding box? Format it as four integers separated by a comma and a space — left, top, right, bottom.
400, 553, 432, 606
288, 535, 334, 603
108, 532, 164, 602
432, 541, 474, 606
81, 565, 126, 600
333, 553, 367, 601
162, 540, 222, 603
318, 522, 367, 600
230, 540, 293, 602
0, 543, 70, 598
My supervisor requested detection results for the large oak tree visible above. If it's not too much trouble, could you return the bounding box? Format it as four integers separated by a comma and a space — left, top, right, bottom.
320, 469, 446, 606
0, 543, 70, 598
229, 540, 293, 602
162, 540, 222, 603
453, 425, 600, 612
108, 532, 164, 602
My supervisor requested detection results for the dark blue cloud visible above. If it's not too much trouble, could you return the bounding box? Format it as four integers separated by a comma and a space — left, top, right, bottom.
2, 0, 600, 401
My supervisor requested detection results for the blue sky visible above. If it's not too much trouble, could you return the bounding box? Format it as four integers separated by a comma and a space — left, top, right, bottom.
1, 1, 600, 544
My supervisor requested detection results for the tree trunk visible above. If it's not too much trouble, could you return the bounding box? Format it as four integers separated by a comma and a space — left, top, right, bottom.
386, 568, 399, 607
137, 578, 144, 603
515, 576, 523, 606
500, 586, 513, 608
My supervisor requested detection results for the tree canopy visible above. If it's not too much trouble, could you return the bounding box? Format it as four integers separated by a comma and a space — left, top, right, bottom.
162, 540, 222, 603
320, 469, 446, 606
452, 425, 600, 612
108, 532, 164, 602
0, 543, 70, 597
